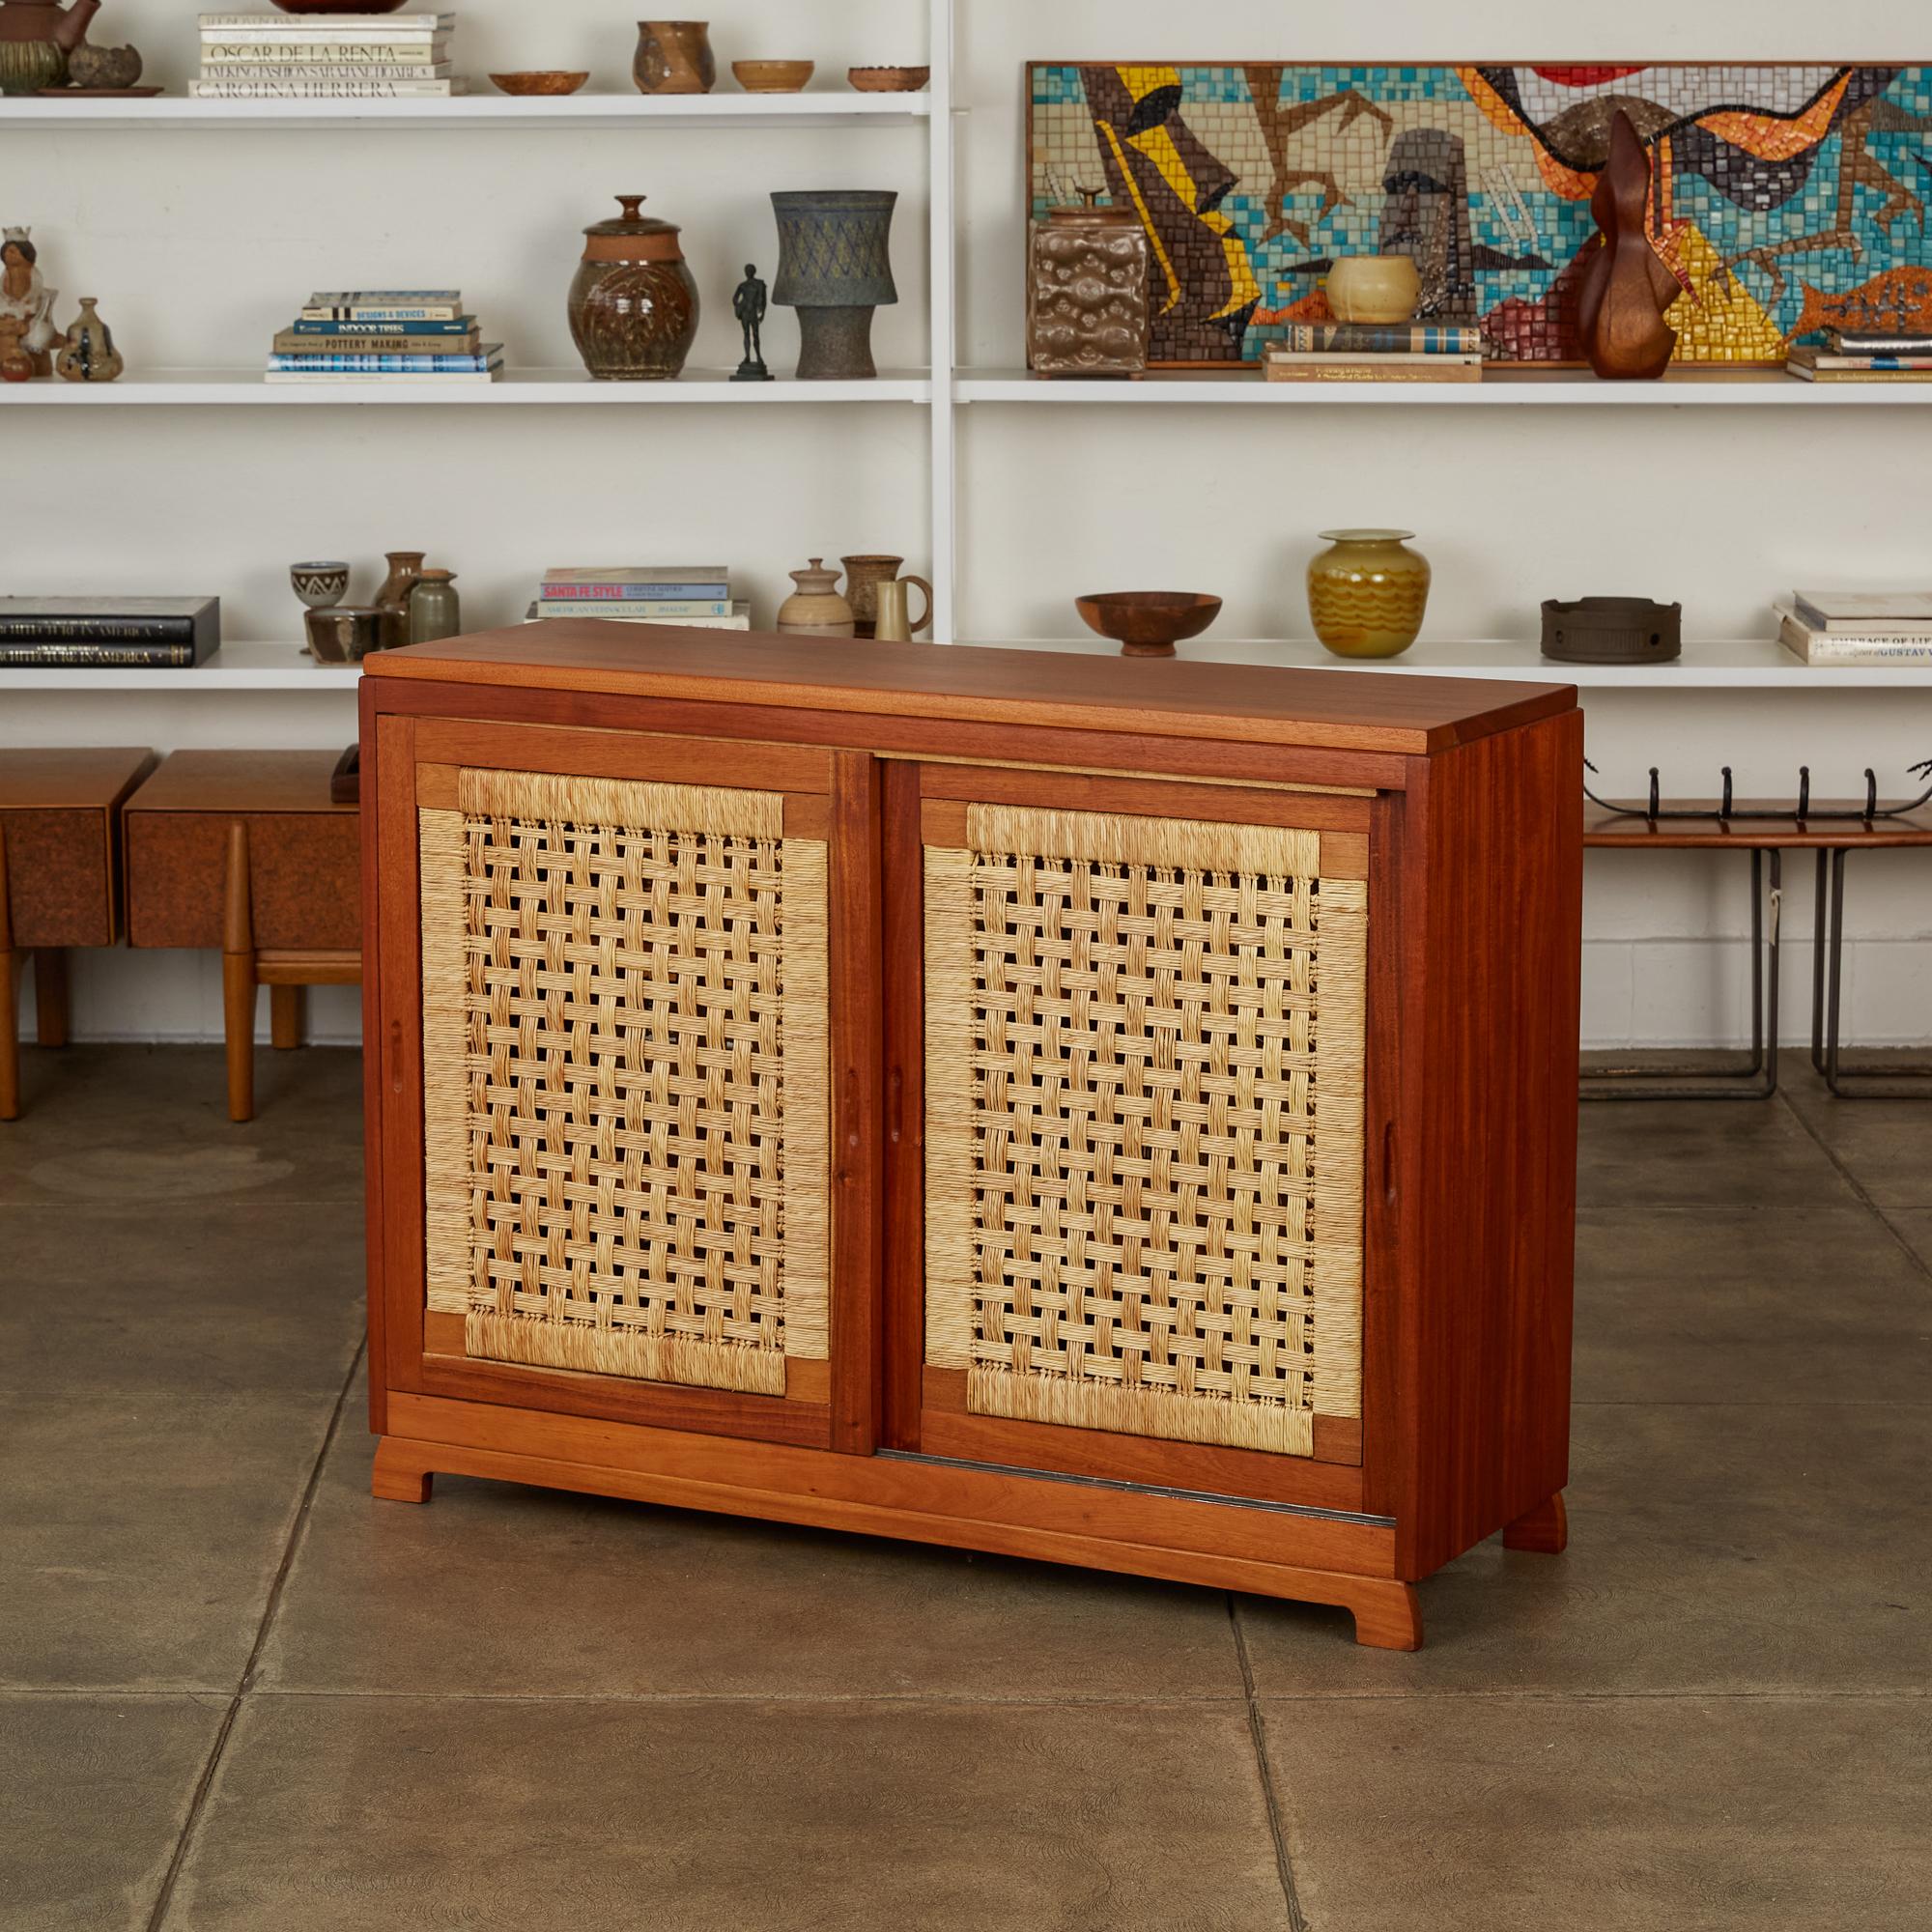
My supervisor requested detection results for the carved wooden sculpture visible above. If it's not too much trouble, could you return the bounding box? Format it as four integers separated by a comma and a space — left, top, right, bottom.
1577, 109, 1679, 380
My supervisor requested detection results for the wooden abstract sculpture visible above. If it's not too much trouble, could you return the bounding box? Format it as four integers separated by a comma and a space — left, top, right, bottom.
1577, 108, 1679, 379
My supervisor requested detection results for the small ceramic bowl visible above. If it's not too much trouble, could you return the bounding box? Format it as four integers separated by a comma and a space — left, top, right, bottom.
488, 71, 591, 97
848, 65, 930, 92
1075, 591, 1222, 659
733, 59, 813, 93
290, 560, 351, 611
304, 606, 384, 664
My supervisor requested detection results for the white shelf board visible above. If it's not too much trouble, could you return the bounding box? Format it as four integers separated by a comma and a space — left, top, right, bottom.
954, 368, 1932, 407
0, 368, 932, 407
955, 637, 1932, 689
0, 92, 930, 132
0, 641, 358, 692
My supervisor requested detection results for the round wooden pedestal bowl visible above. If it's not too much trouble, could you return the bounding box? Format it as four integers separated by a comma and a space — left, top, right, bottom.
1076, 590, 1222, 658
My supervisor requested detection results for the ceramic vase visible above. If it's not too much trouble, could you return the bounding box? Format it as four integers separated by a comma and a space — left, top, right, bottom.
633, 20, 714, 95
839, 554, 931, 639
568, 194, 699, 382
408, 569, 461, 645
776, 558, 855, 638
375, 550, 426, 650
1027, 190, 1150, 379
771, 190, 898, 381
54, 297, 122, 383
1324, 254, 1421, 325
1306, 529, 1431, 659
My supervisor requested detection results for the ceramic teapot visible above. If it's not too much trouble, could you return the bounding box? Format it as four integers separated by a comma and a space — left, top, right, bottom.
0, 0, 101, 92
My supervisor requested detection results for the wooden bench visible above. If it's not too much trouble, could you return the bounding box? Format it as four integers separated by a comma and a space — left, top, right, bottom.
124, 750, 360, 1122
1583, 801, 1932, 1100
0, 748, 156, 1120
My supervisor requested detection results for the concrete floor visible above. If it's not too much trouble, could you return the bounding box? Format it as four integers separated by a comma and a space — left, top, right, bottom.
2, 1043, 1928, 1931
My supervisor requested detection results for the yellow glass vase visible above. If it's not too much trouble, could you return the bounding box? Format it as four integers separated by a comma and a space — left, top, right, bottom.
1307, 528, 1430, 659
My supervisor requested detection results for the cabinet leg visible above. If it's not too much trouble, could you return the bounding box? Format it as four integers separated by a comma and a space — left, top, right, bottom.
221, 821, 256, 1123
1503, 1492, 1569, 1554
0, 947, 19, 1122
1350, 1578, 1424, 1650
32, 948, 69, 1048
270, 983, 306, 1051
372, 1437, 434, 1504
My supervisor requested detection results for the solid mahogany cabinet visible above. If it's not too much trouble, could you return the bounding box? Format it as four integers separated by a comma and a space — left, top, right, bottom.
360, 627, 1582, 1649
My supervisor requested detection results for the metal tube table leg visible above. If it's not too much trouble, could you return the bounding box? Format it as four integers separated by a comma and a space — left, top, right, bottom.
1815, 847, 1932, 1098
1582, 845, 1780, 1102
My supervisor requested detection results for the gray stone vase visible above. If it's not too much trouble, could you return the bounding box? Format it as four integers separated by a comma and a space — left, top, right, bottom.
770, 189, 898, 380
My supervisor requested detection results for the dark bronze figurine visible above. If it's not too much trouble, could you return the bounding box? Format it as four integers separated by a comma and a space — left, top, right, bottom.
731, 263, 772, 382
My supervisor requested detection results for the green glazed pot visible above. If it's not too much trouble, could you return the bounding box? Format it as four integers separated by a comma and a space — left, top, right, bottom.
0, 41, 66, 92
1307, 527, 1431, 659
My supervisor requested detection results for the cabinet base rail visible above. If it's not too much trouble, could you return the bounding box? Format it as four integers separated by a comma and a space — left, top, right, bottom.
372, 1419, 1428, 1650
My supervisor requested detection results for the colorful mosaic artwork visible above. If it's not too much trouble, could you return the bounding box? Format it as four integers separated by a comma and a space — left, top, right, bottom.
1028, 64, 1932, 365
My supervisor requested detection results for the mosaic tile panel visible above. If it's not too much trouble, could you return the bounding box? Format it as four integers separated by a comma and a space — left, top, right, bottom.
1028, 64, 1932, 365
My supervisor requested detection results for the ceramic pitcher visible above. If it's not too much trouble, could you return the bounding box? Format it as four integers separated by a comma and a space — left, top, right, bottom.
839, 554, 931, 639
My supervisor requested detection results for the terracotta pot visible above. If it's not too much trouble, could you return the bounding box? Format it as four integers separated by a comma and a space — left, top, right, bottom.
568, 194, 699, 382
1306, 529, 1430, 659
776, 558, 855, 638
633, 20, 714, 95
1324, 254, 1421, 325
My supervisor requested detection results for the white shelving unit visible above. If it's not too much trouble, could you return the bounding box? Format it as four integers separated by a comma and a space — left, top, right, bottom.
0, 641, 357, 692
960, 636, 1932, 689
0, 92, 931, 131
4, 369, 932, 407
4, 5, 1925, 670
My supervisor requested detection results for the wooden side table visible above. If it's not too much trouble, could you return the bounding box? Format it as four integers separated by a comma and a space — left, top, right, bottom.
0, 748, 156, 1120
125, 750, 360, 1122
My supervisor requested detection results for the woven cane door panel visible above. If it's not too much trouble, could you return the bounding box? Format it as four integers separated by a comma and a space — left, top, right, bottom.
925, 804, 1365, 1460
418, 766, 828, 1399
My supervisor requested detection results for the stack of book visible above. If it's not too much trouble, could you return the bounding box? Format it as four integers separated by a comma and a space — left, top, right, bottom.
1264, 322, 1484, 384
0, 597, 220, 670
1787, 330, 1932, 384
268, 292, 501, 384
194, 12, 463, 100
527, 568, 750, 632
1775, 589, 1932, 665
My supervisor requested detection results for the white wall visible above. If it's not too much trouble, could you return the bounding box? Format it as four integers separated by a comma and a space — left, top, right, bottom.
6, 1, 1930, 1048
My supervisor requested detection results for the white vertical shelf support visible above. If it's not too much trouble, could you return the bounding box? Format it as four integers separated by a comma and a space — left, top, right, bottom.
927, 0, 958, 643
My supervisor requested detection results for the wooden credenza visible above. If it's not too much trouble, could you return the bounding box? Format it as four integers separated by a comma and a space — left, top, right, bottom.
360, 627, 1582, 1649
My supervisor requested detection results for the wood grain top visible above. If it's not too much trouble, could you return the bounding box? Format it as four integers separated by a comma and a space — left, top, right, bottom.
1584, 802, 1932, 849
127, 749, 356, 815
0, 748, 156, 812
365, 624, 1576, 755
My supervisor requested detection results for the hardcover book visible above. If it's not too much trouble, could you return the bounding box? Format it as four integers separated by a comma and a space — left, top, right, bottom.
0, 596, 219, 666
287, 317, 475, 337
198, 12, 454, 27
1279, 323, 1484, 355
539, 580, 731, 601
268, 347, 500, 372
1776, 608, 1932, 663
543, 567, 730, 584
274, 328, 481, 355
193, 79, 465, 98
532, 597, 736, 619
1791, 590, 1932, 633
526, 602, 753, 631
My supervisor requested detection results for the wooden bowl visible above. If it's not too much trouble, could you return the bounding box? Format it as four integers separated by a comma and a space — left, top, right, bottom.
733, 60, 813, 93
1075, 591, 1222, 659
489, 71, 591, 97
847, 65, 930, 92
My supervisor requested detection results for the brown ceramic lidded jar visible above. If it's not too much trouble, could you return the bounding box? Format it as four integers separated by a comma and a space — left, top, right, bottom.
1027, 188, 1150, 380
568, 195, 699, 382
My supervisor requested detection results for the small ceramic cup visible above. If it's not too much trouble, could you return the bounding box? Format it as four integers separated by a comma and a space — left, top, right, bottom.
304, 606, 384, 664
291, 560, 352, 611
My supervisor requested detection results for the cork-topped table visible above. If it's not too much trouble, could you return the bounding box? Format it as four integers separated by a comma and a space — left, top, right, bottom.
0, 747, 156, 1120
124, 749, 360, 1121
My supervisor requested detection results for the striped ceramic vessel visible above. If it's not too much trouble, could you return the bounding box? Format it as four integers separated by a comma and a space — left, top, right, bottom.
1307, 528, 1430, 659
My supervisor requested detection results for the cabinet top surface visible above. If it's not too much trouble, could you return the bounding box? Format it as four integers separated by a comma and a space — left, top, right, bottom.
128, 749, 355, 816
365, 624, 1576, 756
0, 747, 154, 812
